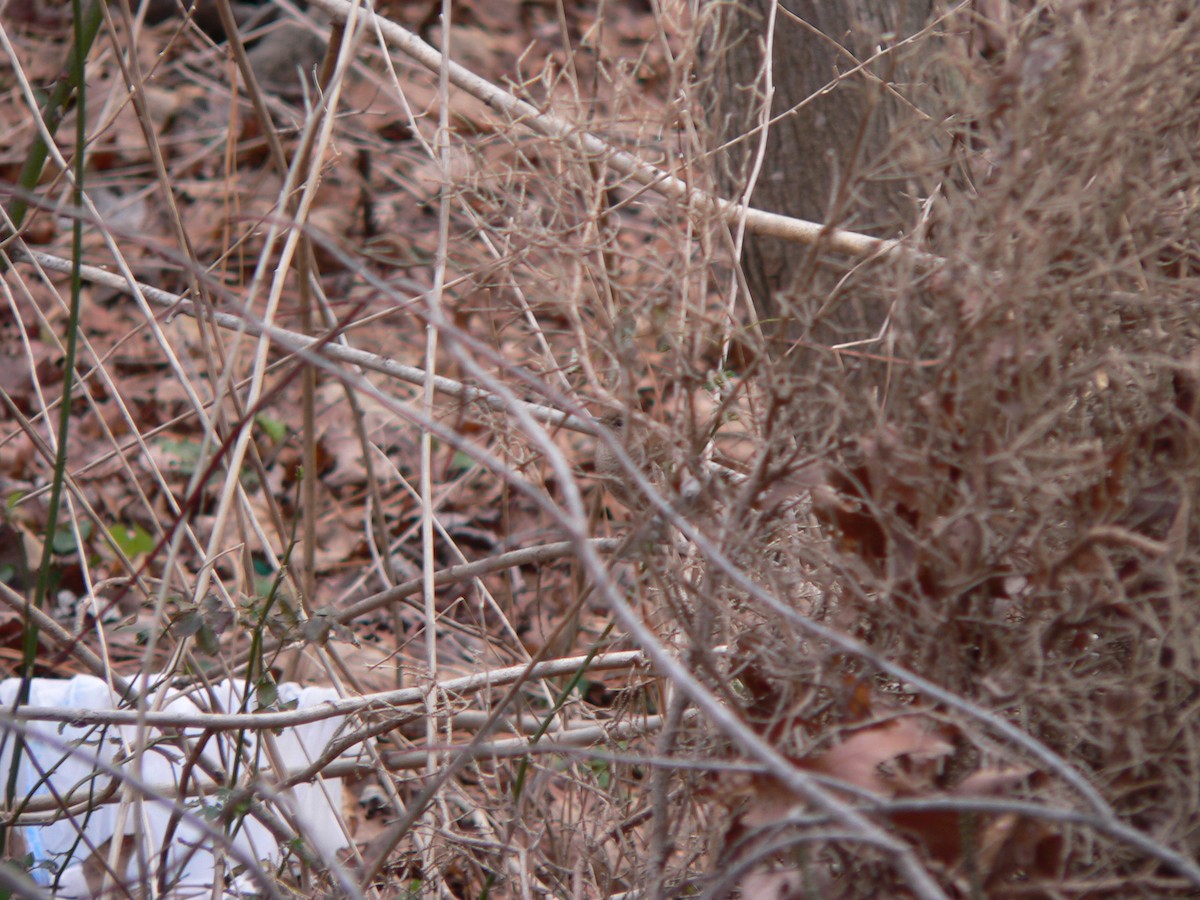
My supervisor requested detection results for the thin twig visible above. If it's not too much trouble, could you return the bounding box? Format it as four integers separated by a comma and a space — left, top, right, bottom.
14, 249, 596, 435
6, 650, 646, 731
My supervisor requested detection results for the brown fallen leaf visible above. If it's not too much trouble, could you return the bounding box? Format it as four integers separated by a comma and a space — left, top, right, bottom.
805, 716, 956, 796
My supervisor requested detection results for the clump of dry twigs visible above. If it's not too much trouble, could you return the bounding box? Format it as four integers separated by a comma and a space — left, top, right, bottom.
1, 0, 1199, 897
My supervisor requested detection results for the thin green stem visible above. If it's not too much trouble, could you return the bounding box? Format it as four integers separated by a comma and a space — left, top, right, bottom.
0, 1, 104, 240
1, 0, 96, 868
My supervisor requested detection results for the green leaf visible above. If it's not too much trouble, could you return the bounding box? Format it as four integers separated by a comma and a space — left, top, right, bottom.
195, 623, 221, 656
108, 522, 155, 558
449, 449, 473, 474
51, 520, 90, 554
256, 677, 278, 710
254, 413, 288, 444
157, 437, 203, 475
200, 592, 235, 634
173, 609, 204, 638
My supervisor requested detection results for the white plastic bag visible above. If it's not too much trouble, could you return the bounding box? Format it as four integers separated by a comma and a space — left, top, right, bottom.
0, 674, 348, 897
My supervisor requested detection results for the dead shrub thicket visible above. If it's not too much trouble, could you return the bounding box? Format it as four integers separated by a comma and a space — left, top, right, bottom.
674, 1, 1200, 895
1, 0, 1199, 896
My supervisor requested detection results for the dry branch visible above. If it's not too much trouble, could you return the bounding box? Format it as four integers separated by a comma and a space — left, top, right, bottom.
14, 248, 595, 434
307, 0, 934, 263
7, 650, 645, 731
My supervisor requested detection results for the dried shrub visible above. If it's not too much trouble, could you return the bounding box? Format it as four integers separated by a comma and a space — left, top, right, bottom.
664, 2, 1200, 895
4, 0, 1200, 896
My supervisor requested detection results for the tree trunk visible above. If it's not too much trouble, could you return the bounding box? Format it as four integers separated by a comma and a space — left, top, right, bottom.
704, 0, 935, 323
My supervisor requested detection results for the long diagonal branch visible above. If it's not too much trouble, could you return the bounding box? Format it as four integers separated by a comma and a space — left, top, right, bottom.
308, 0, 940, 264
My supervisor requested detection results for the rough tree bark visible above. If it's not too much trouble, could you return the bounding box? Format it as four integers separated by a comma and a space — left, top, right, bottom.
704, 0, 935, 325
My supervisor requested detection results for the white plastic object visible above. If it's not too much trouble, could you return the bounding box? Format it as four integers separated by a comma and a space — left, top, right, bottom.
0, 674, 349, 897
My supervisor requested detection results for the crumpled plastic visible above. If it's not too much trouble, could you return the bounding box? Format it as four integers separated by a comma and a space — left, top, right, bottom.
0, 674, 349, 897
